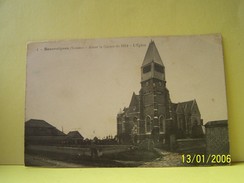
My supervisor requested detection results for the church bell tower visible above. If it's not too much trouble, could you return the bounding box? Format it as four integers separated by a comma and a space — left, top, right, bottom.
140, 41, 171, 141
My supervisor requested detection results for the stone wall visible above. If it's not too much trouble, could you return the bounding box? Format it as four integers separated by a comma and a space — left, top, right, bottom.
205, 120, 229, 155
176, 138, 206, 153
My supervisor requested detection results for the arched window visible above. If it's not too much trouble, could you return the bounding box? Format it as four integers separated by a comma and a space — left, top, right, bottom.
159, 115, 165, 132
145, 116, 151, 133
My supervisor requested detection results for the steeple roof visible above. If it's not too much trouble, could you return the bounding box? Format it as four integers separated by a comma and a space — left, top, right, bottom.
142, 40, 164, 67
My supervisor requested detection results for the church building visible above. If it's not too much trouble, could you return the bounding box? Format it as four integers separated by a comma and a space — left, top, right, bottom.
117, 41, 204, 145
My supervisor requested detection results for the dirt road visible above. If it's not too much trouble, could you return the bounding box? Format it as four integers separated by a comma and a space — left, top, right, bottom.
140, 149, 184, 167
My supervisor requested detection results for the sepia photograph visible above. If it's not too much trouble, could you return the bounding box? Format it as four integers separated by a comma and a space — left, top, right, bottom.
25, 35, 230, 167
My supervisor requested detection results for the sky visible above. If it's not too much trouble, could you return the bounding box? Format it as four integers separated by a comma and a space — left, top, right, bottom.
26, 35, 228, 139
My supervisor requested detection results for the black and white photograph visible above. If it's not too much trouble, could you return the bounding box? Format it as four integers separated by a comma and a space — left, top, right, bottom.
25, 35, 230, 167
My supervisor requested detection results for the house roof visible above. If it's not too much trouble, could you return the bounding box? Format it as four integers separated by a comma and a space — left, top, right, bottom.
25, 119, 66, 136
67, 131, 84, 139
205, 120, 228, 128
142, 40, 164, 67
25, 119, 53, 128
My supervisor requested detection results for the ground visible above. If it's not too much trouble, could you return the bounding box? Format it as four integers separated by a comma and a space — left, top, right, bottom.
25, 145, 184, 167
140, 148, 184, 167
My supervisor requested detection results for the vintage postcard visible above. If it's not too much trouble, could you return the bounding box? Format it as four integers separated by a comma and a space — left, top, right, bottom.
25, 35, 230, 167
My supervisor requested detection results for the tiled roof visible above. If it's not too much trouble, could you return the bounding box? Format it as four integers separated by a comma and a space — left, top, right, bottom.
67, 131, 84, 138
174, 100, 196, 114
129, 92, 139, 107
25, 119, 53, 128
205, 120, 228, 127
142, 40, 164, 67
25, 119, 66, 136
128, 92, 140, 113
